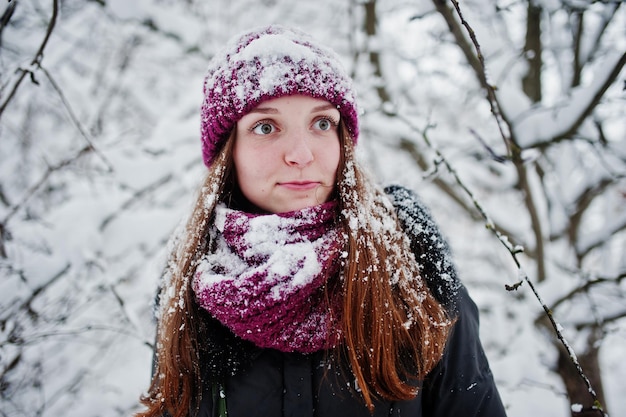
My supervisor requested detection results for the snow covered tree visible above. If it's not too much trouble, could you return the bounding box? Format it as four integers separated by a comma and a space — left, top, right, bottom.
351, 0, 624, 415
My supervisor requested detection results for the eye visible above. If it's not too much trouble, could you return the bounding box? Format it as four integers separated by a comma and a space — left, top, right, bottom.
251, 121, 276, 135
313, 117, 338, 132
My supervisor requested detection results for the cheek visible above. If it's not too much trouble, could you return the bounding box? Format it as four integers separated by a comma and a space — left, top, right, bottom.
324, 141, 341, 176
234, 138, 258, 170
233, 143, 273, 195
236, 151, 268, 177
233, 143, 255, 188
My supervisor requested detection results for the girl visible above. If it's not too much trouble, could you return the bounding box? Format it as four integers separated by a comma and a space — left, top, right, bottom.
137, 25, 506, 417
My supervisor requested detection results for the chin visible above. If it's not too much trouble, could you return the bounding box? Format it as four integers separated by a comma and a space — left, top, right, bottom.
273, 199, 320, 214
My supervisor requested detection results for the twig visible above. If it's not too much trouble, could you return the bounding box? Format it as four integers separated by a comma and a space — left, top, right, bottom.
21, 263, 71, 319
99, 173, 173, 231
397, 115, 524, 265
448, 0, 516, 150
0, 323, 153, 349
433, 0, 517, 156
551, 271, 626, 311
38, 64, 114, 171
109, 282, 151, 346
0, 0, 59, 120
0, 145, 94, 227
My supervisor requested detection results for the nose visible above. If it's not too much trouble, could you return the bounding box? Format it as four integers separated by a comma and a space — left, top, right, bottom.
284, 132, 314, 167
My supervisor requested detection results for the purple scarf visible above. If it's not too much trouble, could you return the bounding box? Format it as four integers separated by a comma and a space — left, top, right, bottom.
192, 202, 344, 353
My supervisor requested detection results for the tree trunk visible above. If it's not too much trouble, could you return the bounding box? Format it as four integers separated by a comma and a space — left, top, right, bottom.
522, 1, 542, 103
363, 0, 391, 105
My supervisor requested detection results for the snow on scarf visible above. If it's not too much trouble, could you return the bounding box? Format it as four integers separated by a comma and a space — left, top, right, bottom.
193, 201, 344, 353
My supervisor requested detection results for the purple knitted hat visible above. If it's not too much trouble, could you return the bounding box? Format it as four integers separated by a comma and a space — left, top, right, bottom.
200, 25, 359, 166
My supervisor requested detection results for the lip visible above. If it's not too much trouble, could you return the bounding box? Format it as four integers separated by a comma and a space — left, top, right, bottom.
278, 181, 320, 191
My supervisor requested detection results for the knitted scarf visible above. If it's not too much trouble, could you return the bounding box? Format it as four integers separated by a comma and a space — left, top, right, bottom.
192, 202, 344, 353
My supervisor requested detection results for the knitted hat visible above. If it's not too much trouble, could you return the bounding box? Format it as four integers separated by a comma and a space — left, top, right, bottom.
200, 25, 359, 166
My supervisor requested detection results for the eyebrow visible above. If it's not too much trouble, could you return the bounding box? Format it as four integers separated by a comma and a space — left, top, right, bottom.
312, 103, 338, 112
247, 107, 279, 115
248, 103, 339, 115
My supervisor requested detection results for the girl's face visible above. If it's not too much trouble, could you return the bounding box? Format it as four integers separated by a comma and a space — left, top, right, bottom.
234, 95, 341, 214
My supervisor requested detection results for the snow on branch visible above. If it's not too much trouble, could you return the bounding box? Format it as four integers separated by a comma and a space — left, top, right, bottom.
424, 1, 613, 415
513, 51, 626, 149
576, 210, 626, 259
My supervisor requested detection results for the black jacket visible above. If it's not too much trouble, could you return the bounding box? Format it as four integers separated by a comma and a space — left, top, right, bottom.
184, 186, 506, 416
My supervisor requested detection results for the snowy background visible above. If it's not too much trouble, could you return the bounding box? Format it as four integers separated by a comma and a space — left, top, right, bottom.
1, 0, 624, 416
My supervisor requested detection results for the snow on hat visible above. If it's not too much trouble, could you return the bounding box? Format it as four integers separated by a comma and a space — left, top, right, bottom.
200, 25, 359, 166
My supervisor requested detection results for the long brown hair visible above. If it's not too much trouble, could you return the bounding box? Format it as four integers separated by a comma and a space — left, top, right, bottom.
137, 123, 451, 416
337, 136, 451, 409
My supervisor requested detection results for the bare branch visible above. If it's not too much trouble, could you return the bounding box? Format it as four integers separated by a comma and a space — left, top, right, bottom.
432, 0, 517, 155
0, 0, 19, 47
576, 309, 626, 331
568, 177, 616, 245
99, 174, 173, 231
577, 211, 626, 259
0, 263, 71, 325
0, 324, 152, 349
399, 138, 480, 218
430, 0, 485, 89
551, 271, 626, 311
0, 0, 59, 120
38, 65, 114, 171
398, 137, 523, 249
0, 145, 94, 227
393, 113, 525, 267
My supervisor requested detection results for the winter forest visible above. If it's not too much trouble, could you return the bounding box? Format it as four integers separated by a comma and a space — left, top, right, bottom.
1, 0, 624, 416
